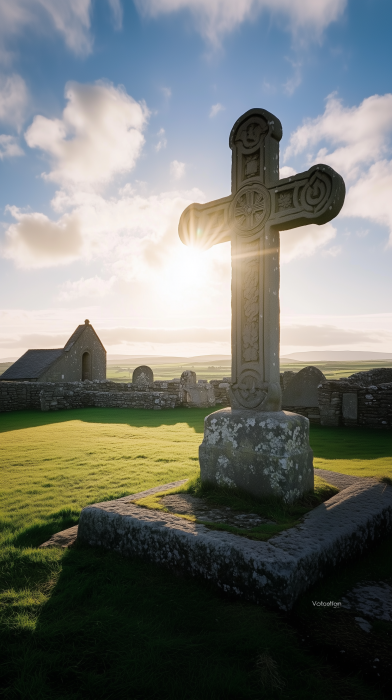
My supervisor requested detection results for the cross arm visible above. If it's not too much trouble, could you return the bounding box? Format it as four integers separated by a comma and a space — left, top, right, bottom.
268, 164, 345, 231
178, 195, 232, 250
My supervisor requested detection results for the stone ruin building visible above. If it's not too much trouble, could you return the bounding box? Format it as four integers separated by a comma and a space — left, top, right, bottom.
0, 320, 106, 383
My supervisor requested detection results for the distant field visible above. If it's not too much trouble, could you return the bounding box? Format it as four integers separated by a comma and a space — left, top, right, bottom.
106, 359, 232, 382
2, 358, 392, 382
0, 362, 12, 376
106, 359, 392, 382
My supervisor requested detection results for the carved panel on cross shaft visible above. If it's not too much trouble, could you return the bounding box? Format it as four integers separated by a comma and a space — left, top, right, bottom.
277, 190, 294, 211
243, 152, 260, 179
242, 250, 259, 364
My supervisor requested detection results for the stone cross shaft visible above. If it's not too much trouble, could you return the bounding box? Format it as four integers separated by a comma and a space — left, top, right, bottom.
178, 108, 345, 412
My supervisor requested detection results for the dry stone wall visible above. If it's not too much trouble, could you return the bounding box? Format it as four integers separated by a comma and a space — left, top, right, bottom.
1, 369, 390, 427
39, 382, 180, 411
0, 382, 42, 412
319, 380, 392, 428
0, 378, 231, 413
209, 379, 231, 407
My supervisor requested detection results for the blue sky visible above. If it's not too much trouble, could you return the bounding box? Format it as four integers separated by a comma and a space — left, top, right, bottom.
0, 0, 392, 358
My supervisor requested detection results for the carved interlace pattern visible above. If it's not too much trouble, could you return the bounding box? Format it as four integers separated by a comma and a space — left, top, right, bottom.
242, 258, 259, 362
239, 121, 267, 148
305, 178, 325, 204
278, 192, 292, 210
302, 173, 331, 211
234, 190, 265, 231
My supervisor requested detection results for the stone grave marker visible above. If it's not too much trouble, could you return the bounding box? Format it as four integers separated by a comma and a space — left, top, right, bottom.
180, 369, 215, 407
132, 365, 153, 386
180, 370, 196, 387
178, 108, 345, 501
282, 366, 326, 407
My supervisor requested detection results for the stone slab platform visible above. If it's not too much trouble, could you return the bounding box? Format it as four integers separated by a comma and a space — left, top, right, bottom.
40, 525, 78, 549
38, 470, 356, 547
77, 474, 392, 610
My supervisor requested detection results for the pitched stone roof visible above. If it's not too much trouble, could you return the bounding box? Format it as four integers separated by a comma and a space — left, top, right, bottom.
0, 349, 64, 380
63, 325, 86, 351
63, 321, 106, 352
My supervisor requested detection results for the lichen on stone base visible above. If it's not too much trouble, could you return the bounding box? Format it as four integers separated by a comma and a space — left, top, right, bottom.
199, 409, 313, 503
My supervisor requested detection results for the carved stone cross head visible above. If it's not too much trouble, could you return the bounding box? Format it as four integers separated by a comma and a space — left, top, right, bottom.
178, 108, 345, 412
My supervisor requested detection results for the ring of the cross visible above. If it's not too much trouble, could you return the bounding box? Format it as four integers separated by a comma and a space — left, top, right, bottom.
230, 183, 271, 236
232, 370, 267, 409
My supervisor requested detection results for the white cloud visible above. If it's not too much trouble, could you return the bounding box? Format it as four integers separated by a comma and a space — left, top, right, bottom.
279, 165, 297, 179
170, 159, 185, 179
281, 323, 387, 347
108, 0, 123, 30
0, 0, 93, 59
3, 206, 82, 268
322, 244, 342, 257
155, 127, 167, 151
280, 222, 337, 264
283, 59, 302, 95
0, 324, 231, 352
57, 275, 116, 301
209, 103, 224, 118
0, 74, 28, 130
283, 93, 392, 244
4, 310, 392, 359
1, 183, 233, 330
25, 80, 149, 187
135, 0, 346, 45
343, 159, 392, 245
284, 93, 392, 181
97, 326, 230, 345
0, 134, 23, 159
161, 86, 172, 99
2, 186, 204, 269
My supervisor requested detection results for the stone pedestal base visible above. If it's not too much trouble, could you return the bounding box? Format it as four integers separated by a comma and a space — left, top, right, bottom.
199, 409, 313, 503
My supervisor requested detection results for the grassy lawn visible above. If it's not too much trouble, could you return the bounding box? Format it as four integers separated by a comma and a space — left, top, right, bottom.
1, 407, 391, 699
311, 424, 392, 478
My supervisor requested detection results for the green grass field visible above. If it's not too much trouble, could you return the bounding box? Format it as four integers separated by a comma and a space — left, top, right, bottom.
1, 408, 391, 699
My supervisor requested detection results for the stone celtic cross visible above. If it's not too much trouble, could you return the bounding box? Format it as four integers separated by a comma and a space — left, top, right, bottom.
179, 108, 345, 412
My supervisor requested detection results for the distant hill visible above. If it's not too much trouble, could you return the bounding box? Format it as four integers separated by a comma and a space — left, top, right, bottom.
107, 354, 231, 364
284, 351, 392, 362
0, 362, 14, 376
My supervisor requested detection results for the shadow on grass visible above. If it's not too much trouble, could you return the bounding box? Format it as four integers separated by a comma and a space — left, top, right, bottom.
1, 542, 380, 700
0, 407, 213, 435
9, 510, 79, 549
309, 424, 392, 461
291, 533, 392, 696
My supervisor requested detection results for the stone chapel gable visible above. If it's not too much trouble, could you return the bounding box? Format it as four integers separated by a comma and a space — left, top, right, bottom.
0, 320, 106, 382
